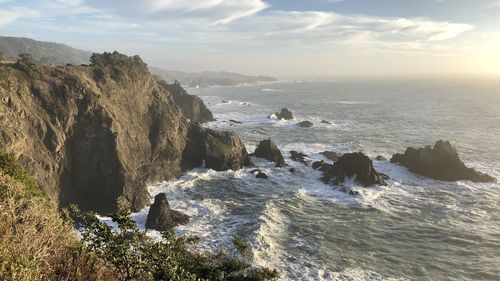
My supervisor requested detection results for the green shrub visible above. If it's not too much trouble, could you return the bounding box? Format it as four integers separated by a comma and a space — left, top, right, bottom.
0, 152, 40, 196
70, 207, 279, 281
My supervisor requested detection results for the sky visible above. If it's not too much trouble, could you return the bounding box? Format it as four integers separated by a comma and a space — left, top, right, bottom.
0, 0, 499, 78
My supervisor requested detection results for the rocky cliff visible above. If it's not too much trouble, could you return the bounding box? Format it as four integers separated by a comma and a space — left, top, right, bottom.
158, 80, 215, 123
0, 51, 251, 213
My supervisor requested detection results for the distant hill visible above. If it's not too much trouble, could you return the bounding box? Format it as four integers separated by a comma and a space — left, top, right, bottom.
0, 36, 92, 65
150, 67, 277, 87
0, 36, 277, 85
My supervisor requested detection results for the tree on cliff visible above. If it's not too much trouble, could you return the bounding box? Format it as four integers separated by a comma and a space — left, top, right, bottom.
18, 53, 34, 64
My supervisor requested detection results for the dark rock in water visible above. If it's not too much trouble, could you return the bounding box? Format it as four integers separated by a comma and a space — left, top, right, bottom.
182, 123, 254, 171
229, 119, 243, 124
297, 121, 314, 128
159, 80, 215, 123
256, 172, 268, 179
320, 152, 387, 187
376, 155, 387, 161
222, 100, 230, 104
250, 169, 262, 174
146, 193, 190, 231
312, 160, 333, 172
289, 168, 296, 173
320, 120, 332, 125
271, 108, 293, 120
391, 140, 497, 183
254, 139, 286, 167
320, 151, 341, 161
290, 150, 309, 165
312, 160, 325, 170
338, 186, 359, 195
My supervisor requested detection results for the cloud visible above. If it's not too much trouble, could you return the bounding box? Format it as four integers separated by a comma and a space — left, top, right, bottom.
0, 7, 38, 27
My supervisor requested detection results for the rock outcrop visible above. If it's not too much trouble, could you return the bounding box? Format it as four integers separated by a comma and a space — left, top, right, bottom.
158, 80, 215, 123
145, 193, 190, 231
0, 52, 251, 213
319, 152, 387, 186
376, 155, 387, 161
271, 108, 293, 120
320, 151, 341, 161
289, 150, 309, 165
254, 139, 286, 167
182, 123, 253, 171
297, 121, 314, 128
391, 140, 497, 183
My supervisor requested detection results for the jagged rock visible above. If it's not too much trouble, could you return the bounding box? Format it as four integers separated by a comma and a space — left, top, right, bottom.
182, 123, 253, 171
229, 119, 242, 124
145, 193, 190, 231
250, 168, 268, 179
256, 172, 268, 179
376, 155, 387, 161
320, 152, 387, 187
0, 52, 251, 214
312, 160, 333, 172
159, 80, 215, 123
391, 140, 497, 183
320, 120, 332, 125
320, 151, 341, 161
254, 139, 286, 167
271, 108, 293, 120
297, 121, 314, 128
290, 150, 309, 165
312, 160, 325, 170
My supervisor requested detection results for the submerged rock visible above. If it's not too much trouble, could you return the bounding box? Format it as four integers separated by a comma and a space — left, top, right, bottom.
146, 193, 190, 231
297, 121, 314, 128
254, 139, 286, 167
320, 120, 332, 125
391, 140, 497, 183
271, 108, 293, 120
289, 150, 309, 165
320, 151, 341, 161
256, 172, 268, 179
320, 152, 387, 187
376, 155, 387, 161
229, 119, 243, 124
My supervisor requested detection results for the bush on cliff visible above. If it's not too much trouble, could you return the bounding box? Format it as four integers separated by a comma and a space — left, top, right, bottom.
70, 206, 279, 281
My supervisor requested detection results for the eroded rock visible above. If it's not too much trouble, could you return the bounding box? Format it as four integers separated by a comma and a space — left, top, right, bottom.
297, 121, 314, 128
271, 108, 293, 120
254, 139, 286, 167
391, 140, 497, 183
145, 193, 190, 231
320, 152, 387, 186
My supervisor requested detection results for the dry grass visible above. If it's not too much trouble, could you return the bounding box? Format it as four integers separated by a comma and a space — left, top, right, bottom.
0, 172, 116, 281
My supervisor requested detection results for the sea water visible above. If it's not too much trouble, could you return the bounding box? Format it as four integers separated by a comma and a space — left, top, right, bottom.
134, 76, 500, 280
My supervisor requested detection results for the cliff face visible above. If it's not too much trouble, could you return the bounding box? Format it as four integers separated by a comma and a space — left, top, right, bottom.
158, 80, 215, 123
0, 52, 251, 213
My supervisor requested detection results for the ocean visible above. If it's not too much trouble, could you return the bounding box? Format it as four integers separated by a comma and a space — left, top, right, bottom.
133, 77, 500, 280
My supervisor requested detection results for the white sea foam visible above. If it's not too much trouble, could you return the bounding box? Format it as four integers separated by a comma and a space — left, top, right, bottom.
262, 88, 288, 92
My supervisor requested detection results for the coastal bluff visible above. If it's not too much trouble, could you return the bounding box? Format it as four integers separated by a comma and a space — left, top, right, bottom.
0, 52, 252, 214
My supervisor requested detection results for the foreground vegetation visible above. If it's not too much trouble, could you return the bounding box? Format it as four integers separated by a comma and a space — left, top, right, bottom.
0, 152, 278, 280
